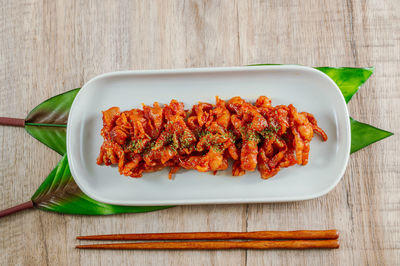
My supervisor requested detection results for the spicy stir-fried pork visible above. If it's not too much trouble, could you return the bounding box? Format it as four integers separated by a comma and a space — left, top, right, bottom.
97, 96, 327, 179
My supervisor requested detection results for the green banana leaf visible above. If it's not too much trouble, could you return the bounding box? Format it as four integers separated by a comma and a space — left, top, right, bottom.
26, 66, 392, 215
350, 117, 393, 153
315, 67, 373, 103
31, 155, 171, 215
25, 88, 80, 155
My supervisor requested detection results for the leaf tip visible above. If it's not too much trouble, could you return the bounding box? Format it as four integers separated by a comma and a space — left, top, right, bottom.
366, 66, 375, 73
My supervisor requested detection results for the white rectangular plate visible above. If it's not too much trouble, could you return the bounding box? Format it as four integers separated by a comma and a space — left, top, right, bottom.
67, 66, 350, 206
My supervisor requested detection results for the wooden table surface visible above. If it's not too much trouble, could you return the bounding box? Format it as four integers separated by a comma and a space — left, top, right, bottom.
0, 0, 399, 265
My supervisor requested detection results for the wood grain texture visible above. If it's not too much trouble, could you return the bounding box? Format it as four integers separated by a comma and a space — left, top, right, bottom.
0, 0, 398, 265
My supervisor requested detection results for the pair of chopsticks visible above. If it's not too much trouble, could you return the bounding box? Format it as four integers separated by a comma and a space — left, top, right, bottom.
76, 230, 339, 250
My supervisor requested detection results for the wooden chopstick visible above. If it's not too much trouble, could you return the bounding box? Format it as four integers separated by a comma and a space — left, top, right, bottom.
76, 240, 339, 250
77, 230, 339, 241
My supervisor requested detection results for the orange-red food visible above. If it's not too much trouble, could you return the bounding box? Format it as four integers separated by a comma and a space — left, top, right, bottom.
97, 96, 328, 179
